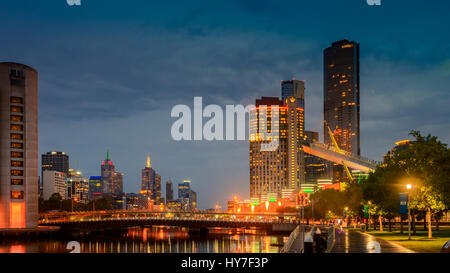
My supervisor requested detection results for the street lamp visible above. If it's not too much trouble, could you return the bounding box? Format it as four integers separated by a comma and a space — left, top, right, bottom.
368, 201, 372, 231
406, 184, 412, 240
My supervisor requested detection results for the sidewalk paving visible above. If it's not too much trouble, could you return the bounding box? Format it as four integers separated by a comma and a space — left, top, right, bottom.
332, 229, 415, 253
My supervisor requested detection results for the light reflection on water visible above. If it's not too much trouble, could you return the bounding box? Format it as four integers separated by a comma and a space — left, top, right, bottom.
0, 226, 288, 253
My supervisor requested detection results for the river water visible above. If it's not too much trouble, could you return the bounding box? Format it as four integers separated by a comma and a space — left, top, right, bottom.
0, 226, 289, 253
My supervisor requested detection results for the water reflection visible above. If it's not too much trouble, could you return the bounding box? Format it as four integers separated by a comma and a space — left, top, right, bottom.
0, 226, 288, 253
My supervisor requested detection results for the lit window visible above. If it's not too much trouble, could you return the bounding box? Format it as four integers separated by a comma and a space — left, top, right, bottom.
11, 106, 23, 113
11, 151, 23, 158
10, 97, 23, 104
10, 124, 23, 131
11, 115, 23, 122
11, 134, 23, 140
11, 191, 24, 199
11, 179, 23, 185
11, 142, 23, 149
11, 170, 23, 176
11, 160, 23, 167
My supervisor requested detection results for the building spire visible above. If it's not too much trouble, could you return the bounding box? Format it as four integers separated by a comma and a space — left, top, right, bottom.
106, 149, 111, 162
147, 155, 151, 168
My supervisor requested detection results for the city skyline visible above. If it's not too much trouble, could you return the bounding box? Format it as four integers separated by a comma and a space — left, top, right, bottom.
1, 0, 449, 209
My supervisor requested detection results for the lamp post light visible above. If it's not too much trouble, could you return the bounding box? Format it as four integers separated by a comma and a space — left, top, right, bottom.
406, 184, 412, 240
368, 201, 372, 231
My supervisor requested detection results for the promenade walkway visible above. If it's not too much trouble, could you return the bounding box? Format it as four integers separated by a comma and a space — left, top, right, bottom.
332, 229, 415, 253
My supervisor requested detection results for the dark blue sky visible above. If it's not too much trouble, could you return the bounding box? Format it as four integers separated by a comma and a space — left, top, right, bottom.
1, 0, 449, 208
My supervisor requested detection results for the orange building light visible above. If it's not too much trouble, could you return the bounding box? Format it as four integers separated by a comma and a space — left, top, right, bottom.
10, 202, 25, 229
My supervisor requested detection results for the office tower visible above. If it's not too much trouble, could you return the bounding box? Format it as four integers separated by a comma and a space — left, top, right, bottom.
67, 169, 89, 203
190, 190, 197, 210
281, 79, 305, 109
304, 131, 329, 184
249, 96, 305, 203
141, 155, 156, 199
155, 173, 162, 204
88, 176, 102, 200
0, 62, 38, 229
42, 170, 67, 200
324, 39, 360, 154
41, 151, 69, 178
101, 150, 123, 195
178, 180, 191, 210
165, 180, 173, 202
324, 40, 360, 182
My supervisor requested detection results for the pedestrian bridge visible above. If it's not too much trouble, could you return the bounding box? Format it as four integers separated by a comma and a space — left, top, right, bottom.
303, 141, 378, 173
38, 211, 299, 232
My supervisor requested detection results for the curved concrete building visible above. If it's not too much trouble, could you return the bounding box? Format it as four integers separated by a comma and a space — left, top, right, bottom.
0, 62, 38, 229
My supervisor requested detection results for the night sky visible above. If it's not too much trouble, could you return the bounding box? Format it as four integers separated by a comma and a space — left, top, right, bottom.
1, 0, 449, 209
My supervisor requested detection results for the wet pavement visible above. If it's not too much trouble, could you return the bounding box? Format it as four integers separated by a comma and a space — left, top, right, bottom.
332, 229, 415, 253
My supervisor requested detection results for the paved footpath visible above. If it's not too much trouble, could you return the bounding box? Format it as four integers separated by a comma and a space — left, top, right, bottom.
332, 229, 415, 253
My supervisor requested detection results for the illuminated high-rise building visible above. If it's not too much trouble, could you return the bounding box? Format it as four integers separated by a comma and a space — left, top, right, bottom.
0, 62, 38, 229
155, 173, 162, 204
141, 155, 161, 203
249, 96, 305, 202
101, 150, 123, 196
178, 179, 191, 210
324, 40, 360, 182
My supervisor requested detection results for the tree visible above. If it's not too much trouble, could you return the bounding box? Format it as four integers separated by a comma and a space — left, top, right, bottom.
409, 186, 446, 238
361, 130, 449, 235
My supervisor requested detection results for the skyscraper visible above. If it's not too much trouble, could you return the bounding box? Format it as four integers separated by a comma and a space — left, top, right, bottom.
324, 40, 360, 182
281, 79, 305, 109
165, 180, 173, 202
141, 155, 158, 202
101, 150, 123, 196
41, 151, 69, 178
249, 96, 305, 202
178, 180, 191, 210
0, 62, 38, 229
155, 173, 162, 204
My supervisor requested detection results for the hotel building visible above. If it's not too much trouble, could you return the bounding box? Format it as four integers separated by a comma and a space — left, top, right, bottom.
0, 62, 38, 229
249, 96, 305, 203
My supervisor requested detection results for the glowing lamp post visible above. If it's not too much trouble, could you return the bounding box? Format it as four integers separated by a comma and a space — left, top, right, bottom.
265, 201, 269, 211
406, 184, 412, 240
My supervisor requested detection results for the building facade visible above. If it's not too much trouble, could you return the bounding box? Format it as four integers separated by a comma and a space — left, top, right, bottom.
281, 79, 305, 109
41, 151, 69, 179
42, 170, 66, 200
249, 96, 305, 202
324, 40, 360, 182
0, 62, 39, 229
304, 131, 330, 185
165, 180, 173, 202
101, 150, 123, 196
88, 176, 102, 200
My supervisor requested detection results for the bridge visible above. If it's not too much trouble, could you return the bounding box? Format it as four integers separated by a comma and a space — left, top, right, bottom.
38, 210, 300, 233
303, 141, 378, 173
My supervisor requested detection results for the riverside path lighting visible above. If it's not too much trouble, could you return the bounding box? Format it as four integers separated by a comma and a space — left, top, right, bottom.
406, 184, 412, 240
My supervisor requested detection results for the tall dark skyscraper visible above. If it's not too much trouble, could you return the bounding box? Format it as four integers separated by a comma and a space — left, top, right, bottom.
324, 40, 360, 182
165, 180, 173, 202
41, 151, 69, 178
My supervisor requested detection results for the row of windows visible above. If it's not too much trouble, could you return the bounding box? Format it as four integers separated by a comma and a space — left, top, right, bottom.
11, 97, 23, 104
11, 115, 23, 122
